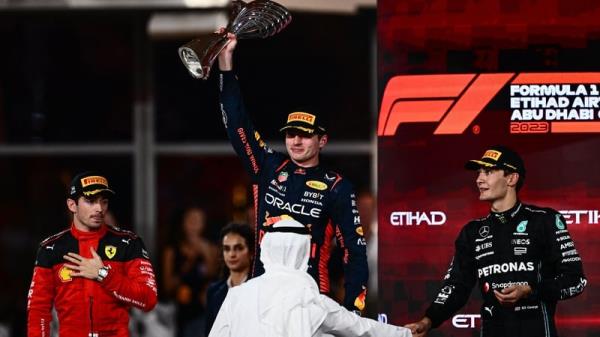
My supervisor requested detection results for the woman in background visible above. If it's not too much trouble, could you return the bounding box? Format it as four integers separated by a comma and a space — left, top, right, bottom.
205, 223, 254, 335
163, 207, 219, 337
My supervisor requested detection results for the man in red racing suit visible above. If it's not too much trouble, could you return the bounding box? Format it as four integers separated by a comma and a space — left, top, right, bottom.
27, 172, 157, 337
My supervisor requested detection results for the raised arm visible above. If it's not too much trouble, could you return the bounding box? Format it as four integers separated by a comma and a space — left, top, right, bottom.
217, 31, 274, 180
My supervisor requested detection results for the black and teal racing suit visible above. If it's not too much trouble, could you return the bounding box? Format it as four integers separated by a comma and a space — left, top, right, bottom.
426, 202, 586, 337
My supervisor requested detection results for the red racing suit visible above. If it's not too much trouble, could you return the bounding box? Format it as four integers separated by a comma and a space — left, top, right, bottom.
27, 224, 158, 337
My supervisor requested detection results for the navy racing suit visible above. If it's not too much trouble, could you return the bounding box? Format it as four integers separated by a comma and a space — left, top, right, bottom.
218, 71, 369, 311
426, 202, 586, 337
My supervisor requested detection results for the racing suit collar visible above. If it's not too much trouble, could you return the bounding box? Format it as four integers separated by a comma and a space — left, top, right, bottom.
70, 222, 107, 240
281, 160, 323, 176
490, 201, 522, 224
290, 161, 321, 172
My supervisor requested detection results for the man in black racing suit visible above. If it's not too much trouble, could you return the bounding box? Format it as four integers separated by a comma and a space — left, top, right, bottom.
215, 32, 368, 312
406, 145, 587, 337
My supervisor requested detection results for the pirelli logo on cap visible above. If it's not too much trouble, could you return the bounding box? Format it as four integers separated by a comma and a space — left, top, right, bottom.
482, 150, 501, 161
81, 176, 108, 188
288, 112, 316, 125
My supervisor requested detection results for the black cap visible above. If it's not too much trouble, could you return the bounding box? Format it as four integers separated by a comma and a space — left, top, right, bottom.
68, 171, 116, 199
279, 111, 326, 135
465, 145, 526, 177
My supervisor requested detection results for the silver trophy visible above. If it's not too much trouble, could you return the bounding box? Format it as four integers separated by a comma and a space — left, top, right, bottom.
178, 0, 292, 80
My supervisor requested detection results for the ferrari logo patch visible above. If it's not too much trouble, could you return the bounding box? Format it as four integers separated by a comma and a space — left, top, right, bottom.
105, 245, 117, 259
59, 266, 73, 282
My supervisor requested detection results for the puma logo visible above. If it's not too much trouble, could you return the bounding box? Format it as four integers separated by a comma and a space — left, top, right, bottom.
122, 239, 131, 245
484, 306, 494, 317
45, 244, 55, 250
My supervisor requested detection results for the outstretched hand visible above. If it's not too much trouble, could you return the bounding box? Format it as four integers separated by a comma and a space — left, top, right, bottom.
63, 247, 104, 280
217, 28, 237, 71
404, 317, 432, 337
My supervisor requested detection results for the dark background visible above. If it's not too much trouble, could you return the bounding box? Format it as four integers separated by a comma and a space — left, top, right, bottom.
0, 6, 375, 336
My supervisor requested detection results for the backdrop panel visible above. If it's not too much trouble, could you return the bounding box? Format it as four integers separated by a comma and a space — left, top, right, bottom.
378, 1, 600, 336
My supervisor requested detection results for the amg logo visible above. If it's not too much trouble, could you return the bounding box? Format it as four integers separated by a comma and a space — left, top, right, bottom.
390, 211, 446, 226
478, 262, 535, 278
560, 242, 574, 250
265, 193, 322, 218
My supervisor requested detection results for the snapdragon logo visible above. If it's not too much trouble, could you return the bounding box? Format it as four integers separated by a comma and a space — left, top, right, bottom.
389, 211, 447, 226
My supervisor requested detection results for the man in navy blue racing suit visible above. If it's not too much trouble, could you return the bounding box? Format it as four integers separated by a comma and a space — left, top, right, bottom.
214, 32, 369, 312
405, 145, 587, 337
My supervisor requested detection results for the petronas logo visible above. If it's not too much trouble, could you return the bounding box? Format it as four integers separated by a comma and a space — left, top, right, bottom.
556, 215, 565, 230
516, 220, 528, 233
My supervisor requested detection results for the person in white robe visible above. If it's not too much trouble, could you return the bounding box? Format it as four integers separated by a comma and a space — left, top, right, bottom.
208, 218, 412, 337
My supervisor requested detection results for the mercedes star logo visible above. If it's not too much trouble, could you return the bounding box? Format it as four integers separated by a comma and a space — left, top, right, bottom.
479, 225, 491, 238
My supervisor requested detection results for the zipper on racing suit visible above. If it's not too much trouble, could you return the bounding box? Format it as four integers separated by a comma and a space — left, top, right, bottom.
89, 296, 98, 337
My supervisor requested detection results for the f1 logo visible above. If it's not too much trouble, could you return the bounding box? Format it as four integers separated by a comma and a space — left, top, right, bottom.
378, 72, 600, 136
378, 73, 514, 136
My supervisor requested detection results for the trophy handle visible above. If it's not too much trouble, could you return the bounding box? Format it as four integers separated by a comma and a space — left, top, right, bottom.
178, 32, 231, 80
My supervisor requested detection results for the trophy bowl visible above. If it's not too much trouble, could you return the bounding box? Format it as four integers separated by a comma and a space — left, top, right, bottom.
178, 0, 292, 80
